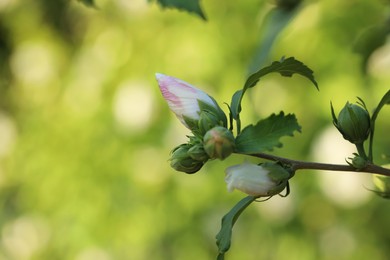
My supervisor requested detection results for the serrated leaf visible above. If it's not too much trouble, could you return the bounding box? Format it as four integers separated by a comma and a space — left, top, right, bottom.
216, 196, 256, 258
245, 56, 318, 91
155, 0, 206, 20
235, 112, 301, 154
231, 57, 318, 120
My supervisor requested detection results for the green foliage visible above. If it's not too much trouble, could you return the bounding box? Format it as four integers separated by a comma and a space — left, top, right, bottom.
77, 0, 95, 7
1, 0, 390, 260
249, 6, 300, 73
153, 0, 206, 20
235, 112, 301, 153
244, 57, 318, 92
216, 196, 256, 259
354, 23, 390, 73
371, 89, 390, 123
373, 173, 390, 199
231, 57, 318, 122
369, 89, 390, 161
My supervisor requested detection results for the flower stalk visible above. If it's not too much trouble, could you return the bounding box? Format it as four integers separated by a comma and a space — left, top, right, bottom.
247, 152, 390, 176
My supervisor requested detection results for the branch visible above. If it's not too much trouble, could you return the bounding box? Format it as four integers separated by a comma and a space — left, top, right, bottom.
245, 152, 390, 176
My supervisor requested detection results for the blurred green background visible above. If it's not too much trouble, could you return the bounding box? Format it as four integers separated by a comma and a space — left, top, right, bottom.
0, 0, 390, 259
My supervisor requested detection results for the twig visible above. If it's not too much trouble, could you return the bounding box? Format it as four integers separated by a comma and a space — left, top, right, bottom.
246, 152, 390, 176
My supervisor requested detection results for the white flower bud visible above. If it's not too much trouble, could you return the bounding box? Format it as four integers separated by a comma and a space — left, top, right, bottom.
225, 162, 290, 196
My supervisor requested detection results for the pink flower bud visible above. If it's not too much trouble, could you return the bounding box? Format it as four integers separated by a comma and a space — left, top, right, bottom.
156, 73, 226, 131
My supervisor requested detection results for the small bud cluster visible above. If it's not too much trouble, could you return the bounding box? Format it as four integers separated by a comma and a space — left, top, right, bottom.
347, 153, 367, 170
170, 143, 206, 174
157, 73, 291, 198
157, 74, 235, 174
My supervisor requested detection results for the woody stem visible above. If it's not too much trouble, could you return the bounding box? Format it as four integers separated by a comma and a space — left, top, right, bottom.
244, 152, 390, 176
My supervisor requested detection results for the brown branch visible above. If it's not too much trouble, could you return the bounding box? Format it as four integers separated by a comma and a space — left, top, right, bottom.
245, 152, 390, 176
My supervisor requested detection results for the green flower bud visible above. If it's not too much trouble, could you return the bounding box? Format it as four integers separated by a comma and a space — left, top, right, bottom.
203, 126, 235, 160
349, 154, 367, 169
170, 144, 204, 174
188, 143, 209, 161
197, 110, 223, 135
332, 102, 370, 144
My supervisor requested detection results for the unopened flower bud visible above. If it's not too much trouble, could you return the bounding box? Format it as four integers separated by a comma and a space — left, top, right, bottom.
156, 73, 227, 132
332, 102, 370, 144
203, 126, 235, 160
170, 144, 204, 174
198, 110, 223, 134
225, 162, 290, 197
188, 143, 209, 161
350, 154, 367, 169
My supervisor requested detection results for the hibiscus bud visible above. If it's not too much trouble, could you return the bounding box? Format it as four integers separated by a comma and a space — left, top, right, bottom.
203, 126, 235, 160
156, 73, 227, 132
349, 154, 367, 170
225, 162, 290, 197
188, 143, 209, 162
198, 110, 223, 135
331, 102, 370, 144
170, 144, 204, 174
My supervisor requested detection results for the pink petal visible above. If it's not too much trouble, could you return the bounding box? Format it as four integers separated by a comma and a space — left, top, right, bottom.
156, 73, 215, 126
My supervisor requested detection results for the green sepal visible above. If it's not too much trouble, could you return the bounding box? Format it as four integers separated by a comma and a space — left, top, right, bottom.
262, 162, 292, 195
170, 144, 205, 174
198, 98, 228, 128
188, 143, 209, 161
332, 101, 370, 145
183, 116, 200, 134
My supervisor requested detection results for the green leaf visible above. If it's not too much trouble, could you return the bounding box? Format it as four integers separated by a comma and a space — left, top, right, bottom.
155, 0, 206, 20
353, 24, 390, 73
235, 112, 301, 153
368, 90, 390, 161
245, 56, 318, 91
248, 6, 301, 74
77, 0, 95, 7
371, 89, 390, 123
216, 196, 256, 258
372, 172, 390, 199
231, 57, 318, 120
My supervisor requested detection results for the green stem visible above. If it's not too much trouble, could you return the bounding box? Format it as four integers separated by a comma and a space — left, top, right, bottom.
244, 152, 390, 176
368, 124, 375, 162
355, 142, 368, 160
236, 115, 241, 135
